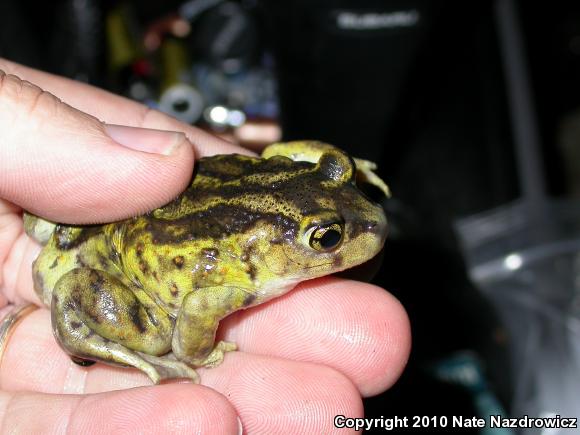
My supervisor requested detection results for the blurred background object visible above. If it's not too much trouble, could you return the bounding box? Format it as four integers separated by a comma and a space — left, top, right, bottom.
3, 0, 580, 433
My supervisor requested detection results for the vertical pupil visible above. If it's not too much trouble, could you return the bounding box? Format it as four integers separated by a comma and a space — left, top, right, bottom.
320, 229, 341, 248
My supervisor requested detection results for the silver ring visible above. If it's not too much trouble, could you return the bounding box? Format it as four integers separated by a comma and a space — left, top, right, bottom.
0, 304, 38, 365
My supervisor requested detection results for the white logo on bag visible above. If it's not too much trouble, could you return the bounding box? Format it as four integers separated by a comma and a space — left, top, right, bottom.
336, 10, 420, 30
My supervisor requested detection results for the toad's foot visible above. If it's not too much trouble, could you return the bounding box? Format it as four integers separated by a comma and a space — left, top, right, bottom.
353, 158, 391, 197
138, 352, 200, 383
172, 287, 247, 366
196, 341, 237, 368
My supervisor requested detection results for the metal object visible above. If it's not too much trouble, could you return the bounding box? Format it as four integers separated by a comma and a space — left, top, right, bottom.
0, 304, 38, 367
158, 38, 204, 124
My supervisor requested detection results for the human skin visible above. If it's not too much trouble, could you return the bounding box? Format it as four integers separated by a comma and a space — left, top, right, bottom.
0, 59, 411, 434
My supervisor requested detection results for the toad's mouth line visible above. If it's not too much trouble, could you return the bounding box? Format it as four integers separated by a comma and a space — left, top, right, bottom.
263, 245, 334, 275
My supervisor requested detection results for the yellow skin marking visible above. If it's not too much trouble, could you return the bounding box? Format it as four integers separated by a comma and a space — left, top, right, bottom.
25, 141, 388, 383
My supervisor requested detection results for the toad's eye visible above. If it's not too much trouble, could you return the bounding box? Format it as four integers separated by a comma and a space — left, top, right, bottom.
308, 223, 344, 251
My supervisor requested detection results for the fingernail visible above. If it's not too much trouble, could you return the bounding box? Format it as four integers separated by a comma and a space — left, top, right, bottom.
237, 417, 244, 435
105, 124, 187, 155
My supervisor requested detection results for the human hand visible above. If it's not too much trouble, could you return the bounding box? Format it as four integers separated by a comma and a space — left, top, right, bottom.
0, 59, 410, 434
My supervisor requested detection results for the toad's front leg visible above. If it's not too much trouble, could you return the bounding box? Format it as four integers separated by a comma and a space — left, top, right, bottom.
51, 268, 199, 383
172, 286, 254, 367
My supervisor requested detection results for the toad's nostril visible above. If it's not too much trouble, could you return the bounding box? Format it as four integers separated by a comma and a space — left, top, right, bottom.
366, 216, 388, 242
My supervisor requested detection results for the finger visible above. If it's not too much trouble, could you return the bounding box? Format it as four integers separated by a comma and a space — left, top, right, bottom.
0, 310, 361, 434
0, 200, 24, 306
203, 352, 363, 434
1, 229, 40, 304
0, 384, 239, 434
0, 58, 249, 158
0, 71, 196, 224
86, 353, 364, 434
221, 278, 410, 397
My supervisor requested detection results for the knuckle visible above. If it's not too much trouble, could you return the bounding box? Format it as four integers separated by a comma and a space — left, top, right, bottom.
135, 104, 157, 128
0, 71, 60, 119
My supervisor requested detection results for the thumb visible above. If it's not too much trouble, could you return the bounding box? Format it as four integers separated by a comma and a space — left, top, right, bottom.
0, 71, 195, 224
0, 385, 240, 434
